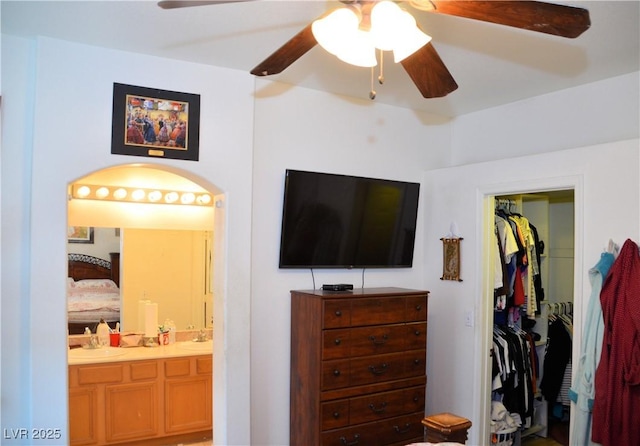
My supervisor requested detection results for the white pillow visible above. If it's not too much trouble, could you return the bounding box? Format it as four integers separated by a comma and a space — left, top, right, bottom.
73, 278, 118, 289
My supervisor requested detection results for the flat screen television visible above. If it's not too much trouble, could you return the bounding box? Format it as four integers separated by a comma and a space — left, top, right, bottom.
279, 169, 420, 269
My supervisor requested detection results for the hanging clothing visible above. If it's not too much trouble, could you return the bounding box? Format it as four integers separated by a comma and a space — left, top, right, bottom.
569, 250, 616, 446
492, 326, 535, 425
592, 239, 640, 446
529, 223, 545, 314
540, 317, 572, 405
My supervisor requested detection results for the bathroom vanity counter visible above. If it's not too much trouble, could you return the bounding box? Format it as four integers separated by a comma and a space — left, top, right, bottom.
68, 344, 212, 445
68, 340, 212, 365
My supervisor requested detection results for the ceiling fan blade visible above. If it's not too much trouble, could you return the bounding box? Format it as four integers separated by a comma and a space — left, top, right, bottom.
429, 1, 591, 38
251, 23, 317, 76
400, 42, 458, 98
157, 0, 253, 10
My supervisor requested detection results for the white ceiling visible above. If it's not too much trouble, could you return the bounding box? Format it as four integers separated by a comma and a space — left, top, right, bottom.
2, 0, 639, 117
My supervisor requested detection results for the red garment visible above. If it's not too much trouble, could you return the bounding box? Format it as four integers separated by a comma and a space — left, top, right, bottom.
592, 239, 640, 446
513, 267, 526, 306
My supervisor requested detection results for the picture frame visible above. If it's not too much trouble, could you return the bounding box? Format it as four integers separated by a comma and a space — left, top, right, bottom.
68, 226, 94, 244
440, 237, 463, 281
111, 83, 201, 161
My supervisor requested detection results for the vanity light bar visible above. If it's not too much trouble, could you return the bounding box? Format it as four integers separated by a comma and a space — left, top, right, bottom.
71, 184, 213, 206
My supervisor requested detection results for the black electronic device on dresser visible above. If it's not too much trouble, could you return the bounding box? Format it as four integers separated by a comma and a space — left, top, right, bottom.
290, 287, 429, 446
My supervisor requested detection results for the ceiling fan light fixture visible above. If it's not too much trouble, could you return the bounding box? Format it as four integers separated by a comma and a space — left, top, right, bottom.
391, 19, 432, 62
336, 29, 377, 67
370, 2, 431, 63
313, 7, 377, 68
312, 8, 360, 57
370, 1, 405, 51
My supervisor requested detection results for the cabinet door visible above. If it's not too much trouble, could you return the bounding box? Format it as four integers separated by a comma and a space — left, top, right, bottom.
165, 376, 212, 433
105, 382, 158, 443
69, 387, 98, 445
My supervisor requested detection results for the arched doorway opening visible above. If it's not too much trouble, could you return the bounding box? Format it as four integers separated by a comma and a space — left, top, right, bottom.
66, 163, 225, 445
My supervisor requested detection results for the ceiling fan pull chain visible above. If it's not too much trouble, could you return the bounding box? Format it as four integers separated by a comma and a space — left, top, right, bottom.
378, 49, 385, 85
369, 67, 376, 100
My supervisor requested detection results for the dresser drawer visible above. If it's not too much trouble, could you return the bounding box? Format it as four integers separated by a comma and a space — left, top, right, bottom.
405, 323, 427, 351
405, 295, 427, 321
321, 385, 425, 431
352, 351, 426, 386
323, 325, 407, 360
350, 297, 406, 327
348, 385, 426, 426
322, 351, 426, 390
324, 300, 352, 329
323, 295, 427, 329
321, 412, 425, 446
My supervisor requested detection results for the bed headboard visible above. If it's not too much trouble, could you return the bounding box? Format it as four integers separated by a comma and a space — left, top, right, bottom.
68, 252, 120, 287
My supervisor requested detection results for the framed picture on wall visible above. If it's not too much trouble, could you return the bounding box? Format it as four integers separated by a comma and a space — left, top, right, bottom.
68, 226, 94, 244
111, 83, 201, 161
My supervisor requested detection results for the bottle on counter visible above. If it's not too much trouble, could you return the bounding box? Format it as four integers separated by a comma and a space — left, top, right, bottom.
96, 319, 110, 347
165, 319, 177, 344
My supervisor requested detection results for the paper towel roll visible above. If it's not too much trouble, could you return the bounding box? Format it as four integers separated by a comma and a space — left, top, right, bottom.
138, 299, 151, 332
144, 303, 158, 338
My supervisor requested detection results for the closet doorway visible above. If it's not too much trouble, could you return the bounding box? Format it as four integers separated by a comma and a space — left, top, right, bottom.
487, 189, 576, 446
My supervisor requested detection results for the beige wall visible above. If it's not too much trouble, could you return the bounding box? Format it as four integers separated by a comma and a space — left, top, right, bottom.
121, 228, 212, 331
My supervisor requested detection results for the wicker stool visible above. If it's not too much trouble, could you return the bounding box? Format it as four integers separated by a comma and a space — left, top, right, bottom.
422, 412, 472, 444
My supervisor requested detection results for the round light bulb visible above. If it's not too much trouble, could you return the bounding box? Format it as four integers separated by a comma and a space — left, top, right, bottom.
76, 186, 91, 198
96, 187, 109, 199
113, 188, 128, 200
132, 189, 145, 201
165, 192, 179, 203
148, 190, 162, 202
181, 192, 195, 204
197, 194, 212, 205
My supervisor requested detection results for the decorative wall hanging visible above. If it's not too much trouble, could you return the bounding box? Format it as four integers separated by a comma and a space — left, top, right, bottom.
111, 83, 201, 161
440, 237, 463, 281
68, 226, 94, 244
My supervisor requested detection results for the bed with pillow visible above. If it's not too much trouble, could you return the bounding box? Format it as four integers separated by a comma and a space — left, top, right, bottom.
67, 253, 120, 334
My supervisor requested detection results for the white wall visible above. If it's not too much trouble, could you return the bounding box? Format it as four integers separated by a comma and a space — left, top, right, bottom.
422, 140, 639, 444
1, 36, 255, 445
250, 81, 453, 445
450, 72, 640, 165
2, 32, 639, 446
1, 34, 455, 446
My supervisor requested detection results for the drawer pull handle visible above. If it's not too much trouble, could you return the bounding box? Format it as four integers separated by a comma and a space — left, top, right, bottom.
413, 394, 420, 403
335, 310, 342, 317
368, 363, 388, 375
334, 338, 342, 345
368, 334, 388, 345
368, 402, 387, 414
394, 423, 412, 434
333, 412, 341, 419
413, 359, 421, 365
333, 369, 341, 377
414, 330, 421, 336
340, 434, 360, 445
415, 305, 422, 311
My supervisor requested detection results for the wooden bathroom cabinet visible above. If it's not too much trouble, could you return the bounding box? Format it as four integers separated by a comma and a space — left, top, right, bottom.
69, 355, 211, 445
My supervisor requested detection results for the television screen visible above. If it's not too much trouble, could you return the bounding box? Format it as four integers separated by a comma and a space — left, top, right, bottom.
279, 169, 420, 269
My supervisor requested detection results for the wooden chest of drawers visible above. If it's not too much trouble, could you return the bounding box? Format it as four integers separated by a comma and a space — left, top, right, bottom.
290, 287, 429, 446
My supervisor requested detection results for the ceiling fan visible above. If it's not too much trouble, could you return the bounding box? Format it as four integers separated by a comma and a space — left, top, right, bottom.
157, 1, 591, 99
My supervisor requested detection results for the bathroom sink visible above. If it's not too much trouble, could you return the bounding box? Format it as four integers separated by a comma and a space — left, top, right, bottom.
69, 347, 129, 359
177, 340, 213, 352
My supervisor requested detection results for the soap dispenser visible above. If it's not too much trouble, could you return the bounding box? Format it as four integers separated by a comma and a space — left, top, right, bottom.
96, 319, 110, 347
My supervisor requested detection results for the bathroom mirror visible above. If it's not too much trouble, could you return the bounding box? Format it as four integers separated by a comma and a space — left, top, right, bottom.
67, 227, 213, 334
67, 165, 217, 336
